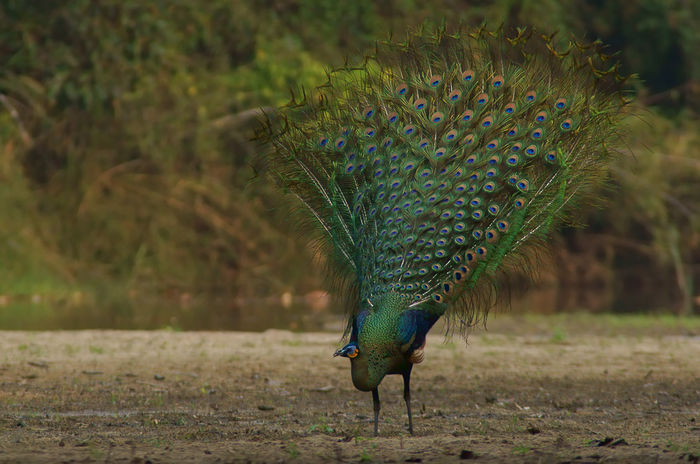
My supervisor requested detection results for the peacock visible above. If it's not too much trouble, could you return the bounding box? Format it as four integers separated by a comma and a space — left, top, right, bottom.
261, 25, 629, 436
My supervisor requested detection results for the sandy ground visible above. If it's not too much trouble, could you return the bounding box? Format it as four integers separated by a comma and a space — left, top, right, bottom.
0, 316, 699, 463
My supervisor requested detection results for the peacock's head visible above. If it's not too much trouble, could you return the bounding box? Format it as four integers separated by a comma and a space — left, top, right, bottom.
333, 342, 359, 359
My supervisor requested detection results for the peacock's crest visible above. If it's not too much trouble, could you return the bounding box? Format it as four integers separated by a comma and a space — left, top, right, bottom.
262, 25, 630, 334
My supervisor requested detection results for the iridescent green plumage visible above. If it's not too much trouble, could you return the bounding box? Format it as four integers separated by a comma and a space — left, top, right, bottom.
262, 25, 629, 435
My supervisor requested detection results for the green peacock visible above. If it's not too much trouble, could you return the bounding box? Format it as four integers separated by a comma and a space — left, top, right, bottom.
262, 25, 629, 436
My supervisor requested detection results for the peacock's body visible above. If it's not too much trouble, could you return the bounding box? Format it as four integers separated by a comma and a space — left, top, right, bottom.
263, 26, 628, 436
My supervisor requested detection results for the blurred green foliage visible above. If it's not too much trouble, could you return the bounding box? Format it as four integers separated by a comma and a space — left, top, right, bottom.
0, 0, 697, 318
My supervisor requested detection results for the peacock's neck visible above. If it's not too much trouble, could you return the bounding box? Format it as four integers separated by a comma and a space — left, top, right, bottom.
364, 293, 408, 341
349, 293, 410, 390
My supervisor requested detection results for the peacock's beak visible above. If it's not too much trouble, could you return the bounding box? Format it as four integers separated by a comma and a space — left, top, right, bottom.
333, 348, 343, 357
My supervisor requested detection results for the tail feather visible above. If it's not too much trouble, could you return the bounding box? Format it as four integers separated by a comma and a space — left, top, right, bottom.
263, 25, 631, 335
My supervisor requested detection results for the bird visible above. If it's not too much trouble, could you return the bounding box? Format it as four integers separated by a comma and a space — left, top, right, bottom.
261, 25, 629, 436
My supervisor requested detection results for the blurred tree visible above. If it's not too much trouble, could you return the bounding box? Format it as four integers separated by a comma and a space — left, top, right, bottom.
0, 0, 325, 300
0, 0, 696, 317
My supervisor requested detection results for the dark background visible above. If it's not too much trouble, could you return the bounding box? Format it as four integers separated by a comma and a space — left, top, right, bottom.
0, 0, 698, 329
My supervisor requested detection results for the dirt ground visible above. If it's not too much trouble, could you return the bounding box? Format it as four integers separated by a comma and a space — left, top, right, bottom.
0, 315, 699, 463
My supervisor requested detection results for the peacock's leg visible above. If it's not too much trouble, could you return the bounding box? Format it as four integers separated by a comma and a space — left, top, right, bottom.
403, 367, 413, 434
371, 388, 380, 437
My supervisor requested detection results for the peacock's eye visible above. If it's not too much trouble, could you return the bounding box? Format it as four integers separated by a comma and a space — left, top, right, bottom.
348, 347, 359, 358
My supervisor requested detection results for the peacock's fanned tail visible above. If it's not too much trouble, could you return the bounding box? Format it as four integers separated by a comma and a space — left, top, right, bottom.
262, 25, 630, 334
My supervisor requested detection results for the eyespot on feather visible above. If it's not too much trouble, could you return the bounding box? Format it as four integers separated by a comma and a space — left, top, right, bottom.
491, 75, 504, 88
387, 111, 399, 123
363, 106, 375, 119
525, 144, 538, 156
561, 118, 574, 130
403, 124, 416, 136
504, 102, 516, 114
525, 90, 537, 102
486, 138, 499, 149
486, 228, 498, 243
431, 111, 444, 123
554, 97, 568, 109
462, 133, 475, 146
335, 137, 346, 149
462, 69, 475, 81
531, 128, 544, 139
465, 249, 477, 262
414, 98, 427, 110
449, 89, 462, 102
481, 115, 494, 128
517, 179, 530, 192
535, 110, 548, 122
461, 109, 474, 122
429, 74, 442, 87
476, 93, 489, 105
364, 127, 375, 137
396, 83, 409, 96
445, 129, 458, 142
318, 136, 329, 147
